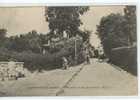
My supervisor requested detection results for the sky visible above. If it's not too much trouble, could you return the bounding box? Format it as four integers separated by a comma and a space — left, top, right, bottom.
0, 6, 124, 47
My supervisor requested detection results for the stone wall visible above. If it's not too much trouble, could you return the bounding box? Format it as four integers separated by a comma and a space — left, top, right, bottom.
0, 62, 24, 80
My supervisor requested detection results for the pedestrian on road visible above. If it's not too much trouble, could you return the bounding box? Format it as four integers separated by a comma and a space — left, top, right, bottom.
94, 49, 99, 58
62, 57, 69, 70
83, 42, 90, 64
85, 48, 90, 64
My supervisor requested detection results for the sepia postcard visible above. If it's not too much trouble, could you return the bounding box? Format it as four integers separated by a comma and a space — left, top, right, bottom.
0, 4, 138, 96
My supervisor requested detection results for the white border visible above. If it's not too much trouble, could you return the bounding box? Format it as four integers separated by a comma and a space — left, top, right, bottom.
0, 0, 138, 3
0, 0, 139, 100
0, 0, 138, 6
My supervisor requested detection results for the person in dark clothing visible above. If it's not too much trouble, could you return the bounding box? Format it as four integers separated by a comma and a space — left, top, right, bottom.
85, 48, 90, 64
94, 49, 99, 58
62, 57, 69, 70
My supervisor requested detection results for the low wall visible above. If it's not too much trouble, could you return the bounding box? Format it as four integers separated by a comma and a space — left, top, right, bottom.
0, 62, 24, 69
110, 46, 137, 75
0, 62, 24, 79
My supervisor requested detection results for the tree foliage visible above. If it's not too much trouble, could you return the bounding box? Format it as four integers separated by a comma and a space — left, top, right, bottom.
45, 6, 89, 37
96, 6, 136, 58
0, 28, 7, 39
78, 29, 91, 42
0, 28, 7, 47
96, 13, 128, 56
124, 6, 136, 45
3, 30, 48, 53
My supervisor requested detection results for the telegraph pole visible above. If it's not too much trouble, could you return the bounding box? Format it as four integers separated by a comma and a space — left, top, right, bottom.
74, 36, 78, 65
74, 39, 77, 64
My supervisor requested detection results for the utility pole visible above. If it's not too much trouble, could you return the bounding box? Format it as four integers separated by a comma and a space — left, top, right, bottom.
74, 37, 78, 65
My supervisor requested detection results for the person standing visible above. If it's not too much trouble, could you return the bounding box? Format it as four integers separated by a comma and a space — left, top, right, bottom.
62, 57, 69, 70
85, 48, 90, 64
83, 41, 90, 64
94, 49, 99, 58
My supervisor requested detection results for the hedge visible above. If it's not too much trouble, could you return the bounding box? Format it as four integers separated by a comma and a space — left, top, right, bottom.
110, 46, 137, 75
0, 37, 85, 72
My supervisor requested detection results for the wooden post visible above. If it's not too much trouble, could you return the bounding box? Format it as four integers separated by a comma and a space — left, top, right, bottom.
74, 39, 77, 65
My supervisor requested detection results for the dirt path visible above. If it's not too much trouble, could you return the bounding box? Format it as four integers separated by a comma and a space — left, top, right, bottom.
60, 59, 137, 96
0, 59, 137, 96
0, 64, 84, 96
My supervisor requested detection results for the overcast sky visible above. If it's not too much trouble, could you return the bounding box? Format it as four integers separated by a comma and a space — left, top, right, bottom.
0, 6, 124, 47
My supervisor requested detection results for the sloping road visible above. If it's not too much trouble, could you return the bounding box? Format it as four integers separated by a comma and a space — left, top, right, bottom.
60, 59, 138, 96
0, 64, 84, 96
0, 59, 137, 96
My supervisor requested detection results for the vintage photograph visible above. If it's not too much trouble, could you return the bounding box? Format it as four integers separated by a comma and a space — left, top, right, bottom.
0, 5, 137, 96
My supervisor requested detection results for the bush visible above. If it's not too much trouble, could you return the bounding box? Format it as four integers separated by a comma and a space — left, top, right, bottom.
0, 36, 85, 72
0, 50, 63, 71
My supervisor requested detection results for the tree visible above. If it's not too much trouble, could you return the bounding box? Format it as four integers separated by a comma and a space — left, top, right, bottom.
96, 13, 128, 57
45, 7, 89, 38
0, 28, 7, 39
78, 29, 91, 42
124, 6, 136, 45
7, 30, 42, 53
27, 30, 42, 53
0, 28, 7, 47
